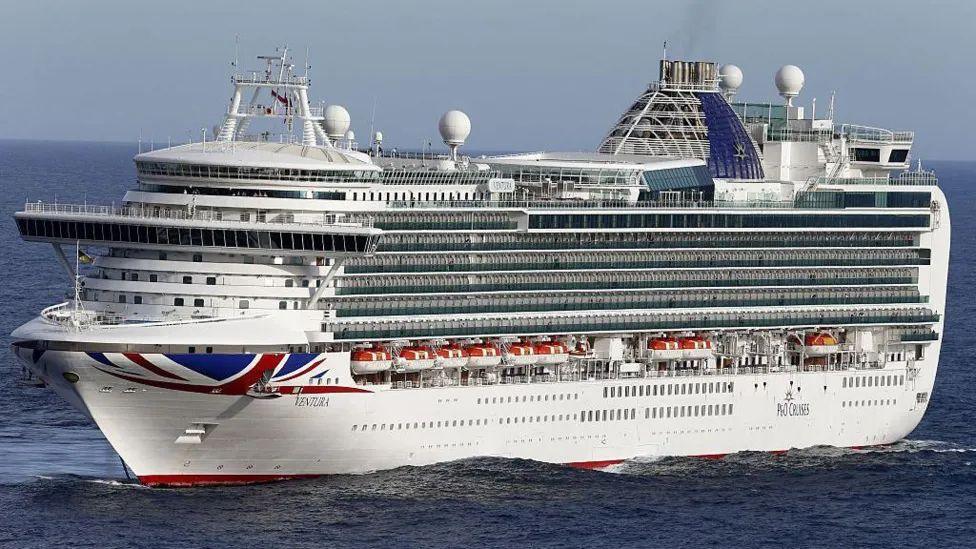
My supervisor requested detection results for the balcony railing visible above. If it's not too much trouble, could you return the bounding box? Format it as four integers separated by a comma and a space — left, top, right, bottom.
21, 202, 373, 229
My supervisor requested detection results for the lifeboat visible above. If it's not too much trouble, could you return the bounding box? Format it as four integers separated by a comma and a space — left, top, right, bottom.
678, 336, 713, 359
533, 340, 570, 365
647, 337, 681, 360
350, 345, 393, 374
804, 332, 840, 356
436, 343, 469, 369
504, 341, 538, 366
395, 346, 437, 371
466, 343, 502, 368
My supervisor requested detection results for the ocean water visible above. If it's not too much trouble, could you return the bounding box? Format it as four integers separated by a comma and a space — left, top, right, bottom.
0, 139, 974, 548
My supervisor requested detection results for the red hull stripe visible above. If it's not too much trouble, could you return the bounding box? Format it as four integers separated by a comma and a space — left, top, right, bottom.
140, 473, 319, 487
93, 353, 284, 395
565, 459, 625, 469
273, 358, 325, 382
123, 353, 186, 381
297, 385, 372, 394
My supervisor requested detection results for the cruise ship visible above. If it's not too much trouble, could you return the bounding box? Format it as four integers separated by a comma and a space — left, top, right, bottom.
11, 49, 949, 486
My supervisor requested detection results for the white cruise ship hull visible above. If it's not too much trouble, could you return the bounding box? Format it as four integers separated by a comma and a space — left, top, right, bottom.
15, 346, 939, 486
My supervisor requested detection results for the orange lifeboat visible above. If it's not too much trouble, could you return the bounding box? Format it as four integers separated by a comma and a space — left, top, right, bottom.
534, 340, 570, 365
436, 343, 469, 369
804, 332, 840, 356
350, 345, 393, 374
505, 341, 538, 366
647, 337, 681, 360
678, 336, 713, 359
396, 346, 436, 371
466, 343, 502, 368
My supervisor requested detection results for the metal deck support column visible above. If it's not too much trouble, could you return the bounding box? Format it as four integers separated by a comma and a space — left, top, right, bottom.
305, 257, 345, 310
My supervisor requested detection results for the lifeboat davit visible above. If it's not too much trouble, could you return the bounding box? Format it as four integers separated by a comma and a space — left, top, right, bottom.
647, 337, 681, 360
466, 343, 502, 368
350, 345, 393, 374
396, 346, 436, 371
804, 332, 840, 356
505, 341, 538, 366
569, 342, 591, 357
678, 336, 713, 359
533, 340, 570, 365
436, 343, 469, 369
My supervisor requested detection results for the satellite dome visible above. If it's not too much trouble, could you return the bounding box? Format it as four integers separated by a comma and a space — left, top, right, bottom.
345, 129, 355, 141
373, 131, 383, 143
323, 105, 351, 140
438, 110, 471, 146
718, 64, 743, 91
774, 65, 805, 104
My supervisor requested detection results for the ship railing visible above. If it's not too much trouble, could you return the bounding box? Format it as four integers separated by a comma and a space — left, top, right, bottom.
40, 302, 131, 329
651, 80, 721, 93
382, 359, 899, 390
384, 198, 799, 210
231, 72, 309, 86
21, 201, 374, 229
378, 169, 502, 186
766, 128, 834, 143
839, 124, 914, 144
233, 105, 324, 118
810, 173, 938, 187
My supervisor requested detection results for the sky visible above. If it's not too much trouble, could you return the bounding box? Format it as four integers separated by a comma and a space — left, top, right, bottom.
2, 0, 975, 160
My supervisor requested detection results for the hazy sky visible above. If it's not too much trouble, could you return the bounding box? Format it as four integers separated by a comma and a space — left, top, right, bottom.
3, 0, 975, 160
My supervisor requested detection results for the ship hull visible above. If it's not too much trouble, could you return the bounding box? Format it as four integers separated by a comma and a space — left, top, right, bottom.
14, 346, 939, 487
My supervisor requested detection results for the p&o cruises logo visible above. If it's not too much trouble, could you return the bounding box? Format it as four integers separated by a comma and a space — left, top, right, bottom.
776, 389, 811, 417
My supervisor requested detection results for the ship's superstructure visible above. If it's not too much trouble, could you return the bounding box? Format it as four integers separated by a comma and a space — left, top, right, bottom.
11, 49, 949, 486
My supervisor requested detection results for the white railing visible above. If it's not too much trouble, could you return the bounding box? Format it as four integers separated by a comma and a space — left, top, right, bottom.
385, 198, 799, 210
22, 201, 374, 229
383, 360, 888, 391
840, 124, 914, 144
231, 73, 309, 86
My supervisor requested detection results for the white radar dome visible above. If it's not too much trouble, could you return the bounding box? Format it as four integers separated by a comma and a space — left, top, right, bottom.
774, 65, 805, 104
438, 110, 471, 146
323, 105, 351, 140
718, 64, 743, 91
373, 131, 383, 143
345, 129, 355, 141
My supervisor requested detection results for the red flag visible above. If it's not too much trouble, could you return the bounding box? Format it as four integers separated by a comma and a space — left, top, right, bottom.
271, 90, 290, 107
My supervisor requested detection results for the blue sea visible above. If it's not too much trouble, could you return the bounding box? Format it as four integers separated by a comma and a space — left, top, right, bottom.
1, 140, 974, 548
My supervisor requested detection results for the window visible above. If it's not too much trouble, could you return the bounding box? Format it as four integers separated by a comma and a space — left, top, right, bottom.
888, 149, 909, 163
174, 297, 184, 306
149, 274, 158, 282
130, 273, 139, 281
285, 279, 294, 288
193, 253, 203, 262
851, 148, 881, 162
239, 300, 249, 309
206, 277, 216, 285
118, 295, 127, 303
182, 276, 192, 284
194, 298, 204, 307
279, 301, 288, 310
134, 296, 143, 305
